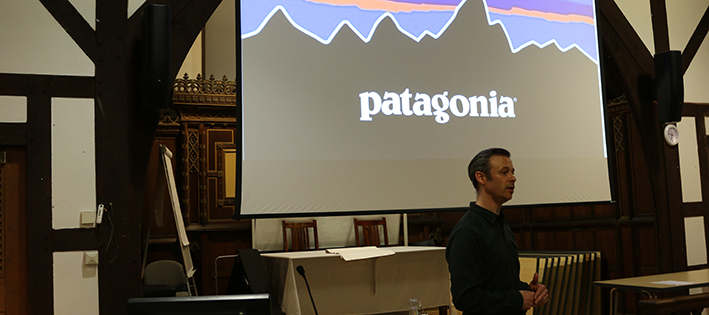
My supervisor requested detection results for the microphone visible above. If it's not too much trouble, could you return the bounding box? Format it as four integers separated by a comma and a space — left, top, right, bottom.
296, 265, 319, 315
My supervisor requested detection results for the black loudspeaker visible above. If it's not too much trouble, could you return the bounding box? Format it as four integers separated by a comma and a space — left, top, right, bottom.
226, 249, 270, 294
142, 4, 172, 109
655, 50, 684, 123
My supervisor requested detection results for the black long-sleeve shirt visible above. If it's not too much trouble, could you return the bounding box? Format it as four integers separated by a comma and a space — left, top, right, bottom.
446, 203, 529, 315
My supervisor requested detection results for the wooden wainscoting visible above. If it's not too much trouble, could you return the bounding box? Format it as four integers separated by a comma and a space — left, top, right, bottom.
0, 147, 28, 315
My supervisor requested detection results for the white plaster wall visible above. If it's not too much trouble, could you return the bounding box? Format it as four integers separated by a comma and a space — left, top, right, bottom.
52, 98, 96, 229
668, 1, 709, 103
667, 2, 708, 52
0, 96, 27, 123
678, 118, 702, 202
204, 0, 236, 80
129, 0, 145, 19
53, 251, 99, 315
68, 0, 95, 29
615, 0, 654, 55
0, 1, 93, 76
177, 32, 204, 79
685, 217, 708, 266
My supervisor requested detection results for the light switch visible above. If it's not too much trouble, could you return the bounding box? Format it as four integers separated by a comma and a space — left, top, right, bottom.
80, 211, 96, 228
84, 250, 99, 266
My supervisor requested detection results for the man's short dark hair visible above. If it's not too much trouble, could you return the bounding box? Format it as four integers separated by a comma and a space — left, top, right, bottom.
468, 148, 511, 190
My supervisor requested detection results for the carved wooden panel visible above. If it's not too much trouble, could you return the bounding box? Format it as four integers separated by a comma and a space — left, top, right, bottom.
0, 165, 4, 278
205, 128, 235, 222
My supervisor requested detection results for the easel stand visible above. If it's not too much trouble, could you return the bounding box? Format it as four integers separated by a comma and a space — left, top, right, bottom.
141, 144, 198, 296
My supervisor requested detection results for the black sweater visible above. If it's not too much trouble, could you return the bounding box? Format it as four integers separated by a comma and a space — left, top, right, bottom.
446, 203, 530, 315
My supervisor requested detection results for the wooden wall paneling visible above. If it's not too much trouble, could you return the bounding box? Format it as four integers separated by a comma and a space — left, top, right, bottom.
636, 226, 659, 275
555, 206, 572, 221
692, 107, 709, 208
609, 106, 633, 219
619, 225, 634, 279
555, 231, 573, 251
199, 229, 252, 296
199, 124, 208, 225
184, 125, 201, 225
595, 229, 618, 275
662, 143, 688, 272
206, 128, 235, 222
533, 230, 556, 251
438, 210, 466, 245
627, 115, 655, 218
573, 230, 596, 251
594, 203, 617, 218
504, 208, 524, 224
512, 231, 526, 251
573, 204, 595, 219
534, 207, 554, 222
1, 147, 28, 315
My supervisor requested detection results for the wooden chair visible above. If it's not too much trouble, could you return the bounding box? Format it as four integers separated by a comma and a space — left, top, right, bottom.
282, 220, 319, 251
353, 218, 389, 247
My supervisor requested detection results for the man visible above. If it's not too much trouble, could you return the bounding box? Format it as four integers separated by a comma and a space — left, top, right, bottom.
446, 148, 549, 314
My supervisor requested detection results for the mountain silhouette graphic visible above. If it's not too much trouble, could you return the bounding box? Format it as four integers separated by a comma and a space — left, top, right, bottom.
241, 0, 464, 43
242, 0, 599, 63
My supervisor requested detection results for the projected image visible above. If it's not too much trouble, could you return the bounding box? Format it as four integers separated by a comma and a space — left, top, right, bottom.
242, 0, 464, 43
243, 0, 598, 62
238, 0, 611, 216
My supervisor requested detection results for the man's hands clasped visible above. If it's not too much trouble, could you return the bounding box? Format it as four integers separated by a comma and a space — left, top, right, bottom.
520, 273, 549, 311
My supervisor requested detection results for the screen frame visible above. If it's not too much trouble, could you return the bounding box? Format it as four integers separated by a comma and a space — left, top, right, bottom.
233, 0, 617, 219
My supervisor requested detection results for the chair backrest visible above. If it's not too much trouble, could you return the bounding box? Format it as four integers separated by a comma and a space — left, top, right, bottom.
354, 218, 389, 247
282, 220, 319, 251
143, 260, 189, 297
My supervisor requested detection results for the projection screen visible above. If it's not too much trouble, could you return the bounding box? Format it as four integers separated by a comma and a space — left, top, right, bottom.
237, 0, 613, 217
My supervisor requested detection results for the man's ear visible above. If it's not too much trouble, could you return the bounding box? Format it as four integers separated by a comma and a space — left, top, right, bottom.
474, 171, 486, 187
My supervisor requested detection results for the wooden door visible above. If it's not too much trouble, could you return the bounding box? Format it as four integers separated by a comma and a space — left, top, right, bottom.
0, 147, 28, 315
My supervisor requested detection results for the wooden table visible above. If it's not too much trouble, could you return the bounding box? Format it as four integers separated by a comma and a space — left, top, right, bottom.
595, 269, 709, 314
261, 246, 450, 315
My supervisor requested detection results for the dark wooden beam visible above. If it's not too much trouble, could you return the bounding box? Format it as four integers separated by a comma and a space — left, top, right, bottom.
126, 0, 192, 45
92, 1, 223, 314
94, 1, 147, 314
682, 7, 709, 74
39, 0, 97, 62
0, 73, 94, 98
650, 0, 670, 53
598, 0, 654, 75
52, 229, 101, 251
0, 124, 26, 146
169, 0, 223, 80
26, 94, 54, 315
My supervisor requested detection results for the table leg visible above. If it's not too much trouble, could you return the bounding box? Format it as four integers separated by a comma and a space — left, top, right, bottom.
610, 288, 618, 315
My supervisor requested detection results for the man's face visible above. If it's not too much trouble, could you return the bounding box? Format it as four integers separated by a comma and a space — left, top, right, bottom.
480, 155, 516, 203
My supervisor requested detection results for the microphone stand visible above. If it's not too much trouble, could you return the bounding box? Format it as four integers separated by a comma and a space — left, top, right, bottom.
296, 265, 319, 315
